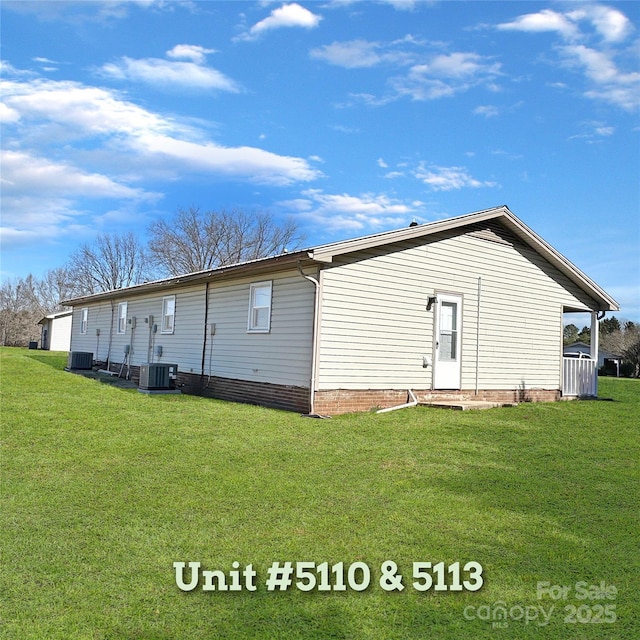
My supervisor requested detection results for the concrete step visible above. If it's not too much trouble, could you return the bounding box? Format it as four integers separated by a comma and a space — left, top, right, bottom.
419, 400, 518, 411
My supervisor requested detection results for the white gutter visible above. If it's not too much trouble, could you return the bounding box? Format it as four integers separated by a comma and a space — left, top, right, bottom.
376, 390, 418, 414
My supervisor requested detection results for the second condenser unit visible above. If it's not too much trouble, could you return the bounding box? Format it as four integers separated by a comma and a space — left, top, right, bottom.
138, 363, 178, 390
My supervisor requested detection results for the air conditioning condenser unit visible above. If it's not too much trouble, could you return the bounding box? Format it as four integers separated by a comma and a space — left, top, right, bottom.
139, 363, 178, 391
68, 351, 93, 370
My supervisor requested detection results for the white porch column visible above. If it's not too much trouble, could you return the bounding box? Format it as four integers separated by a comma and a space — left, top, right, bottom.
590, 311, 599, 396
590, 311, 599, 362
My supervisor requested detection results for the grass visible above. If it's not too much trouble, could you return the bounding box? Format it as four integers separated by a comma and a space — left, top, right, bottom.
1, 347, 638, 639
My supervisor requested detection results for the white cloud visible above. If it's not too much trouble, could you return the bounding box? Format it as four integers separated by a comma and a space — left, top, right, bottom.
2, 79, 172, 137
312, 36, 498, 104
490, 149, 523, 160
1, 150, 153, 200
568, 120, 616, 143
166, 44, 216, 64
101, 55, 240, 92
0, 150, 161, 247
327, 0, 418, 11
2, 0, 194, 23
413, 164, 497, 191
2, 74, 319, 184
280, 189, 421, 231
381, 0, 418, 10
310, 36, 422, 69
311, 40, 383, 68
392, 53, 501, 101
33, 56, 58, 64
474, 105, 499, 118
497, 9, 579, 40
241, 3, 321, 41
0, 71, 322, 245
567, 5, 633, 43
560, 45, 640, 110
0, 102, 21, 123
498, 4, 634, 44
132, 133, 319, 185
496, 5, 637, 111
426, 52, 501, 78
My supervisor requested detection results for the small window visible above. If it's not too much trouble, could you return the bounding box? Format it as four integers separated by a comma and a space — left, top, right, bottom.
117, 302, 127, 334
162, 296, 175, 334
248, 281, 272, 333
80, 308, 88, 334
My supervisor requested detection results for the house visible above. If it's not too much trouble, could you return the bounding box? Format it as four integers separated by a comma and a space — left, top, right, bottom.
38, 310, 72, 351
62, 206, 619, 414
564, 341, 622, 375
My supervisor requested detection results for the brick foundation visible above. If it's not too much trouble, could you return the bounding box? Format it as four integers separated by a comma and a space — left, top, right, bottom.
98, 361, 310, 413
313, 388, 561, 415
96, 361, 560, 415
181, 373, 310, 413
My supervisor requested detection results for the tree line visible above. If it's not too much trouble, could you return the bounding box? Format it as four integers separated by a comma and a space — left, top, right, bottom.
0, 208, 304, 347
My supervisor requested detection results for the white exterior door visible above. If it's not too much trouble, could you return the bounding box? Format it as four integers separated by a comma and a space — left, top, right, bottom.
434, 294, 462, 389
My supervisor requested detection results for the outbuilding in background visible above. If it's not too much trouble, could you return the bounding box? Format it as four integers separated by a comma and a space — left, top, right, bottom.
38, 310, 72, 351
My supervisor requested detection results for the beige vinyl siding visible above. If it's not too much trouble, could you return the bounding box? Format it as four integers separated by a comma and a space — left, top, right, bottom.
70, 301, 113, 361
318, 225, 598, 391
69, 270, 315, 387
123, 285, 204, 372
70, 286, 205, 370
206, 270, 314, 387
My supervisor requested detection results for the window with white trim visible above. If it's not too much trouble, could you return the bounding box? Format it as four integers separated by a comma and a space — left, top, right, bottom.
161, 295, 175, 334
117, 302, 127, 334
248, 281, 272, 333
80, 308, 88, 334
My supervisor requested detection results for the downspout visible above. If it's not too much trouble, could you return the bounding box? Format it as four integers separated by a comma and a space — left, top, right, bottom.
475, 277, 482, 396
298, 263, 321, 416
376, 390, 418, 414
201, 281, 210, 386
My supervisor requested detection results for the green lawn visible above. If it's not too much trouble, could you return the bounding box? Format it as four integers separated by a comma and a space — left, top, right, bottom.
2, 348, 638, 639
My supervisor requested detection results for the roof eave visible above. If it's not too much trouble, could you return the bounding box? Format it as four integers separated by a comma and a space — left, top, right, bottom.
498, 214, 620, 312
308, 205, 510, 262
61, 251, 312, 306
308, 205, 619, 312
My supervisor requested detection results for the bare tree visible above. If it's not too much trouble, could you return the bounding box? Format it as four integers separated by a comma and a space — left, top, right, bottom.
0, 277, 42, 346
67, 232, 150, 293
35, 267, 84, 312
148, 207, 304, 277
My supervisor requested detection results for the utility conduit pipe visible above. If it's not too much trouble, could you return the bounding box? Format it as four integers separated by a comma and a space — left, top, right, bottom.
376, 389, 418, 414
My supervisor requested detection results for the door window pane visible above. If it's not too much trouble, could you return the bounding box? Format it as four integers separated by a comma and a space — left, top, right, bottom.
439, 302, 458, 361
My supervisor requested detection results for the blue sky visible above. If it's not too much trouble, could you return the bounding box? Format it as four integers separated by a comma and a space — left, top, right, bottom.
1, 1, 639, 320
